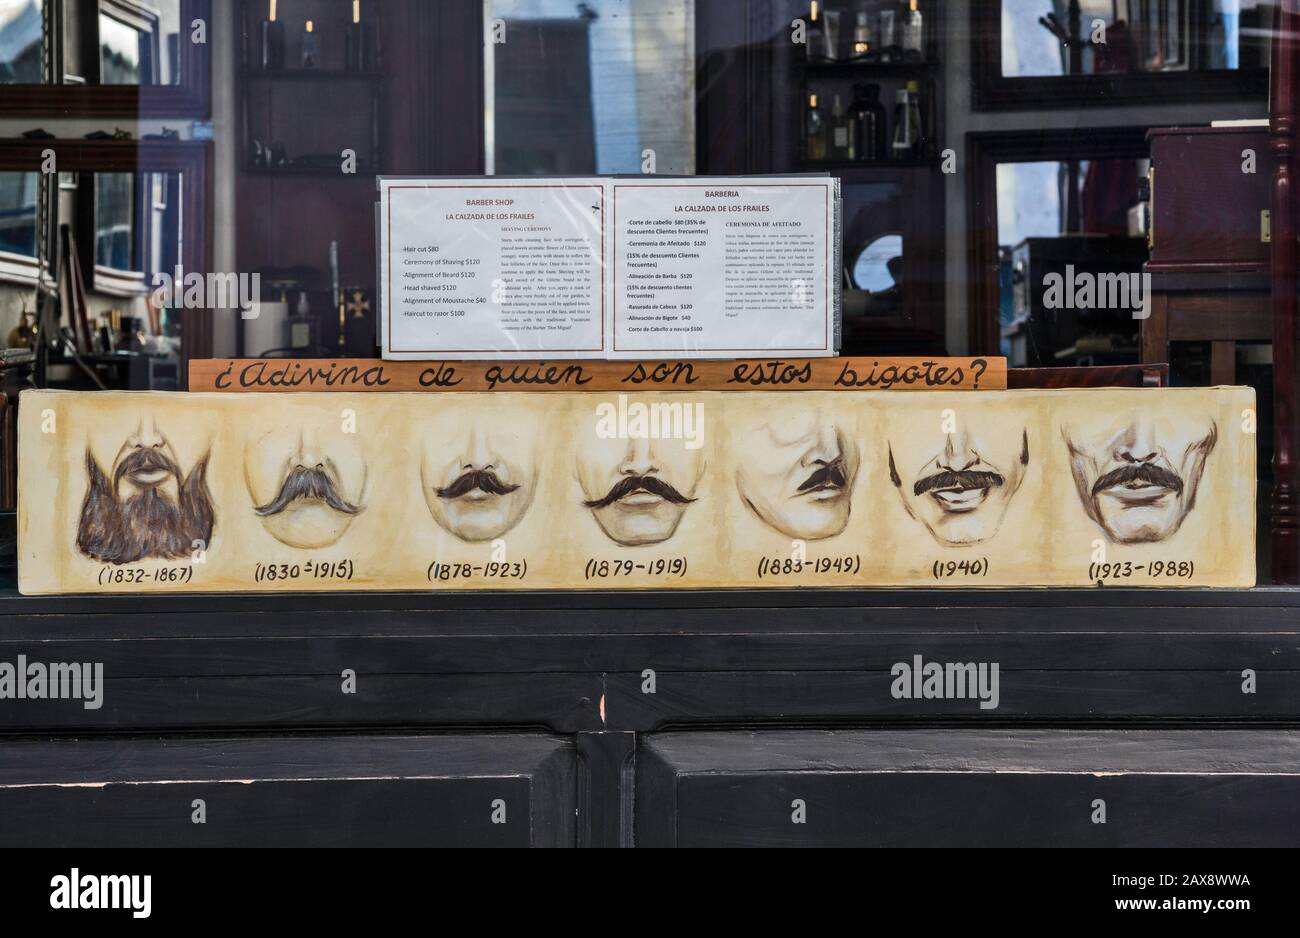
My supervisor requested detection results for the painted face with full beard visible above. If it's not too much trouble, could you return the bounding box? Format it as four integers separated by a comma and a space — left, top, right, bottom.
77, 417, 215, 565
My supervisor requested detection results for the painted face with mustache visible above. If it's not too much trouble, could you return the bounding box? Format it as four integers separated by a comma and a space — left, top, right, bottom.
77, 415, 214, 565
576, 431, 704, 548
422, 424, 539, 543
889, 420, 1029, 547
734, 408, 859, 540
245, 423, 368, 550
1063, 412, 1217, 544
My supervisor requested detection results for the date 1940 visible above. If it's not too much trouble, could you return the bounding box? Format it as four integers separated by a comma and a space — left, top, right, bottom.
932, 558, 990, 580
98, 565, 194, 588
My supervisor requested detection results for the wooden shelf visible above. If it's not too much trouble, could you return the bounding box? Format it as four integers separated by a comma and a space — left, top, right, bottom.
240, 68, 384, 82
799, 57, 937, 76
242, 164, 377, 178
799, 157, 941, 171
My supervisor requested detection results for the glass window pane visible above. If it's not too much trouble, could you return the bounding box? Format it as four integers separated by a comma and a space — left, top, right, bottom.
0, 0, 43, 84
485, 0, 696, 175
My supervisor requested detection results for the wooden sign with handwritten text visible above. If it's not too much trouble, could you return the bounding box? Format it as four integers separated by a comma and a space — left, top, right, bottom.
189, 357, 1008, 394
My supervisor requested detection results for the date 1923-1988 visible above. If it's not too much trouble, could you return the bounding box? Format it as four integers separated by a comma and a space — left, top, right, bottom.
1090, 560, 1195, 582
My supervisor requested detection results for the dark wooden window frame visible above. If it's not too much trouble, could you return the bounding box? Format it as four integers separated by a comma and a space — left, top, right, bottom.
0, 138, 213, 382
0, 0, 210, 117
965, 126, 1152, 355
970, 0, 1268, 110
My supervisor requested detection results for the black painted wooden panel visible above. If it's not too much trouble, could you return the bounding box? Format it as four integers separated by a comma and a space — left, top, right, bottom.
0, 735, 576, 848
638, 730, 1300, 847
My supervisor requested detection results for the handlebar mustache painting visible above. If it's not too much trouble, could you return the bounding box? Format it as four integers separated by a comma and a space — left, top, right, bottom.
17, 387, 1257, 593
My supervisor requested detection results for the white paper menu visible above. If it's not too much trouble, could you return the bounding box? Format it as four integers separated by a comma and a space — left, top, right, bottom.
378, 176, 840, 361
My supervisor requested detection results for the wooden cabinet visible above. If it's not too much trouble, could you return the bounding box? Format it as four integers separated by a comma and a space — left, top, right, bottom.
1148, 126, 1271, 273
1, 589, 1298, 847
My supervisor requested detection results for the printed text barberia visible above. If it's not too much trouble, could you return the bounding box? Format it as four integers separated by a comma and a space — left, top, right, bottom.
212, 358, 994, 392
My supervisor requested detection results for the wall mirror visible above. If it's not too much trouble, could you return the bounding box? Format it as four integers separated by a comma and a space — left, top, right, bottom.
0, 0, 209, 115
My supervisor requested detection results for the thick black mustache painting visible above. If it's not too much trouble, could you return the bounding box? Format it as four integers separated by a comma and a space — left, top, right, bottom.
584, 475, 697, 510
77, 448, 215, 565
798, 459, 848, 493
1092, 463, 1184, 497
255, 465, 364, 516
437, 468, 521, 499
915, 469, 1006, 497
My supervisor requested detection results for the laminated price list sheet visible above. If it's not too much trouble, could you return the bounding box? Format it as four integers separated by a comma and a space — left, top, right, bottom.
379, 176, 839, 361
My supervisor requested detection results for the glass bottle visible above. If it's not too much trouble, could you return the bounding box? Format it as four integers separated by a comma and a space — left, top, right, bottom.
806, 0, 823, 62
829, 94, 856, 161
902, 0, 924, 60
891, 86, 915, 160
806, 93, 827, 162
852, 10, 872, 60
851, 83, 887, 162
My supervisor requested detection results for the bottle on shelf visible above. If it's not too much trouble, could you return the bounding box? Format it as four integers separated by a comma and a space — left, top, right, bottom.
906, 78, 926, 156
806, 92, 827, 162
878, 7, 897, 60
851, 82, 887, 162
902, 0, 924, 60
851, 10, 872, 61
891, 81, 924, 161
828, 94, 856, 161
806, 0, 824, 62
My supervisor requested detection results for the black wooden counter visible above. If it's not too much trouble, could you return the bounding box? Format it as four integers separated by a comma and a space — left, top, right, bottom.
1, 587, 1298, 846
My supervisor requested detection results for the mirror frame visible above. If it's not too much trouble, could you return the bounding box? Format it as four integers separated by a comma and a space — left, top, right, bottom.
966, 126, 1152, 355
0, 0, 210, 117
0, 138, 213, 383
971, 0, 1268, 110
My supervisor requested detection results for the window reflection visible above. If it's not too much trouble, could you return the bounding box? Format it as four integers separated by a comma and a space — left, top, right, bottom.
1001, 0, 1275, 77
0, 0, 43, 84
485, 0, 695, 175
0, 171, 38, 259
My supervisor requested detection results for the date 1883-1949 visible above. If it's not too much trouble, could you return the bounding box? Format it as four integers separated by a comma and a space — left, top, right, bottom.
757, 554, 862, 580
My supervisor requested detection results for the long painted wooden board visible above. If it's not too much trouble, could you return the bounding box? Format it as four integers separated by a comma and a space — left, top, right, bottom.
17, 387, 1256, 594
